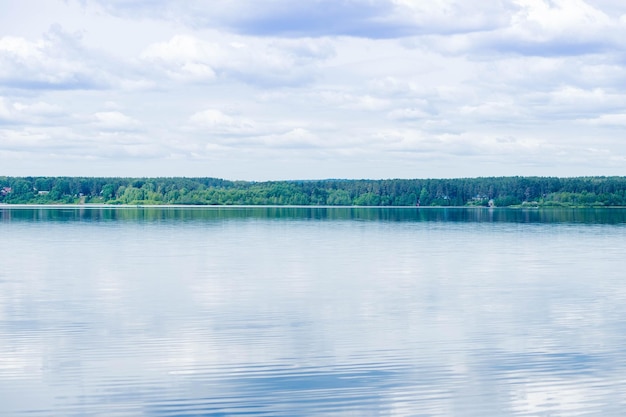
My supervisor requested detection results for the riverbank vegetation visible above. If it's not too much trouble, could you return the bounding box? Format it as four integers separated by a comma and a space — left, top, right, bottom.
2, 176, 626, 207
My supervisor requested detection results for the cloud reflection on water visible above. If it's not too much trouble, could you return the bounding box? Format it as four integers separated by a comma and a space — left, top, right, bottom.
1, 207, 626, 416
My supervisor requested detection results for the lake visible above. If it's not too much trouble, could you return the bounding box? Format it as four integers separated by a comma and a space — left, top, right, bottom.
1, 206, 626, 416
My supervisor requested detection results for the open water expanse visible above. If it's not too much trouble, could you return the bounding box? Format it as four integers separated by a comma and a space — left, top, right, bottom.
1, 206, 626, 416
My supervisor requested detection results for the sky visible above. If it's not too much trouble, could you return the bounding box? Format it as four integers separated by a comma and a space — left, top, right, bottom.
1, 0, 626, 180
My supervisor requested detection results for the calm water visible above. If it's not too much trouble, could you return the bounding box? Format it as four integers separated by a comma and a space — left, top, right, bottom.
1, 207, 626, 416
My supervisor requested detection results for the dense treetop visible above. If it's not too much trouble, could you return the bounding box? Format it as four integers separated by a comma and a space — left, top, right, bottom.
1, 176, 626, 207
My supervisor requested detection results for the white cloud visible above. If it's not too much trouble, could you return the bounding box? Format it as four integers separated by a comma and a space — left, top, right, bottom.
141, 35, 215, 63
13, 101, 64, 117
387, 107, 430, 121
0, 96, 66, 125
0, 127, 50, 149
511, 0, 611, 35
0, 97, 12, 120
140, 35, 218, 82
140, 34, 334, 86
0, 28, 108, 90
93, 111, 141, 131
187, 109, 256, 135
314, 91, 391, 111
580, 113, 626, 127
494, 0, 617, 54
349, 95, 390, 111
391, 0, 513, 34
256, 128, 322, 149
459, 100, 527, 120
416, 0, 626, 57
2, 0, 626, 178
185, 108, 323, 150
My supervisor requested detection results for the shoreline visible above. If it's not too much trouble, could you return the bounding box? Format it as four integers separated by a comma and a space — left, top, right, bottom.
2, 204, 626, 209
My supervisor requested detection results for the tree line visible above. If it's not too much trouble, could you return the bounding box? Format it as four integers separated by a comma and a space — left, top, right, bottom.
2, 176, 626, 207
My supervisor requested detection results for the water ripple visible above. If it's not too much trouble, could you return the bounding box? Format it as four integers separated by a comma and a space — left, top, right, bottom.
2, 208, 626, 416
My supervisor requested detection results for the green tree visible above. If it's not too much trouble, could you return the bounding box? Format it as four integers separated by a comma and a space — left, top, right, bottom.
354, 192, 380, 206
101, 184, 116, 200
327, 189, 352, 205
419, 187, 430, 206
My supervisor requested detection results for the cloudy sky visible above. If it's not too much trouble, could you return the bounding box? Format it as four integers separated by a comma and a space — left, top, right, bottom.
1, 0, 626, 180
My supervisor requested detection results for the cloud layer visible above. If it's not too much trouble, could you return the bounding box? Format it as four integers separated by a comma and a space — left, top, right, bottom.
1, 0, 626, 179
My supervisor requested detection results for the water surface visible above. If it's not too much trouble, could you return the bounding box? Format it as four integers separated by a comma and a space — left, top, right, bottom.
1, 207, 626, 416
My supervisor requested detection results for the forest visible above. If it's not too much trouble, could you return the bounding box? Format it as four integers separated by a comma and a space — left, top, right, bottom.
2, 176, 626, 207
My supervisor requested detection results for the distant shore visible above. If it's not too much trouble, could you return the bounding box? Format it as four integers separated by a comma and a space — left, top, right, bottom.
0, 203, 626, 210
2, 176, 626, 207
